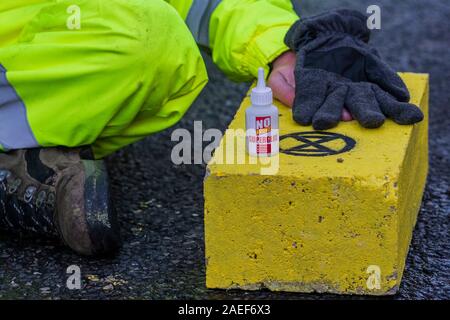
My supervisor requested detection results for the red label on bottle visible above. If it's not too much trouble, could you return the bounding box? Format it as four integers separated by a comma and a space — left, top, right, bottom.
255, 116, 272, 154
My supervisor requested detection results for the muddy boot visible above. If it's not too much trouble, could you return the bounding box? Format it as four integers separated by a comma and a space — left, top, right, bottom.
0, 147, 121, 256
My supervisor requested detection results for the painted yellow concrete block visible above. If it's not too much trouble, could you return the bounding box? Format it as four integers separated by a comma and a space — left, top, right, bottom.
204, 73, 429, 295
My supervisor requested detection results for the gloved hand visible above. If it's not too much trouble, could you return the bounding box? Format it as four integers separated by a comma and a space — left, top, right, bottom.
284, 9, 424, 130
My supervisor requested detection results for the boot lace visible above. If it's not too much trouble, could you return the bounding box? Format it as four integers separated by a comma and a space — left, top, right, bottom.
0, 169, 58, 237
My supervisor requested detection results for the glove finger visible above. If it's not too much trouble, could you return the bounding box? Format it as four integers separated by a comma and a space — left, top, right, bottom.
346, 83, 385, 128
372, 85, 424, 124
312, 85, 348, 130
365, 54, 410, 102
292, 68, 329, 126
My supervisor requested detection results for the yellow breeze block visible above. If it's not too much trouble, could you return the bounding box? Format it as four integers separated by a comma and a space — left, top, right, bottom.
204, 73, 429, 295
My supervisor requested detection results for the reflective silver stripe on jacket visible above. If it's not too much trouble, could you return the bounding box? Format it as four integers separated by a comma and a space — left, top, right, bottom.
0, 64, 39, 150
186, 0, 222, 47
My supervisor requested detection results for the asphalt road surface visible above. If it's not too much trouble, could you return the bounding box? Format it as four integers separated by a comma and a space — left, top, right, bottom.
0, 0, 449, 300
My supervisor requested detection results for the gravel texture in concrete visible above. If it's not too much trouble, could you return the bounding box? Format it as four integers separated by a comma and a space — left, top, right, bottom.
0, 0, 449, 299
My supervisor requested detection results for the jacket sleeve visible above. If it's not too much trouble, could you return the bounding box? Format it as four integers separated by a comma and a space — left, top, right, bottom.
167, 0, 299, 82
0, 0, 208, 158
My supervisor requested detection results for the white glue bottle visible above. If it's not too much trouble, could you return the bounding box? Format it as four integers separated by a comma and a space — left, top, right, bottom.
246, 68, 279, 157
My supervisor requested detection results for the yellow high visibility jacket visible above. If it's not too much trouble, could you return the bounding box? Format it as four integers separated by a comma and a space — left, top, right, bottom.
167, 0, 298, 81
0, 0, 298, 158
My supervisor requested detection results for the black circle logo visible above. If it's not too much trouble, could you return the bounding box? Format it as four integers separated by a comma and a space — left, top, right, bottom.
280, 131, 356, 157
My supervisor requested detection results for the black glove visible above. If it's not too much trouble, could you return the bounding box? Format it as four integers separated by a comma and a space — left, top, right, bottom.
284, 9, 423, 130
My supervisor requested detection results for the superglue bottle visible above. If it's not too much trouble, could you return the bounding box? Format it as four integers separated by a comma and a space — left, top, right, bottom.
246, 68, 279, 157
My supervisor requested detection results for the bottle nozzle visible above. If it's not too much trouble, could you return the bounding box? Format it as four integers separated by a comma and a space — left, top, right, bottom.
257, 67, 266, 89
251, 67, 273, 106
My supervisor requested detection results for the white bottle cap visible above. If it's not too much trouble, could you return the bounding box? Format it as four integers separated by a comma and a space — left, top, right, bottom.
251, 67, 273, 106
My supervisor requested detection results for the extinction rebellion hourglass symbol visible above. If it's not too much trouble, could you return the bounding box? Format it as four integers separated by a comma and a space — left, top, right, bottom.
279, 131, 356, 157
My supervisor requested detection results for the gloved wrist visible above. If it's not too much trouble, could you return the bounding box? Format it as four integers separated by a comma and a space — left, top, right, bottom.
285, 9, 370, 51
